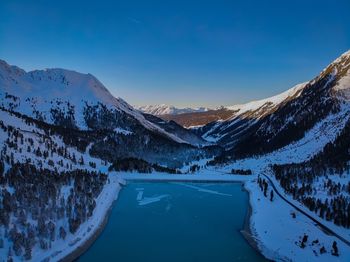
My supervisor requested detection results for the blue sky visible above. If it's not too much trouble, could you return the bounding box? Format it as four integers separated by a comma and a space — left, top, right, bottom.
1, 0, 350, 107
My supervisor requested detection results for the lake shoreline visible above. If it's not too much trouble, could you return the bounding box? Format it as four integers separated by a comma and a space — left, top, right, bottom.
63, 175, 268, 262
59, 196, 118, 262
241, 182, 271, 261
56, 177, 123, 262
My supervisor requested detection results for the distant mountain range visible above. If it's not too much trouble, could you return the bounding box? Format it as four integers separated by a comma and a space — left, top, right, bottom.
136, 104, 210, 115
139, 85, 308, 128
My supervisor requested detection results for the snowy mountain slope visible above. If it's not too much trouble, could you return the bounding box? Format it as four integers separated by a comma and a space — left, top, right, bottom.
0, 109, 107, 174
142, 113, 210, 146
0, 60, 221, 167
0, 103, 147, 262
136, 104, 210, 115
199, 82, 308, 144
199, 50, 350, 159
226, 82, 307, 118
0, 59, 200, 145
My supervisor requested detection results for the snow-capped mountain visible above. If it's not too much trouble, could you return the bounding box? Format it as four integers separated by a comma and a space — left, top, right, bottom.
198, 50, 350, 159
0, 60, 193, 144
0, 60, 218, 167
225, 82, 307, 118
136, 104, 210, 115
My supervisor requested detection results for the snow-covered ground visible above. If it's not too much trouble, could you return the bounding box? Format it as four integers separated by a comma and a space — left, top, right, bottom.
33, 174, 124, 262
216, 154, 350, 261
0, 109, 123, 261
245, 177, 350, 262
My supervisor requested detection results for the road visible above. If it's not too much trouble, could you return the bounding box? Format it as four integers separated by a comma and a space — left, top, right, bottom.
261, 172, 350, 247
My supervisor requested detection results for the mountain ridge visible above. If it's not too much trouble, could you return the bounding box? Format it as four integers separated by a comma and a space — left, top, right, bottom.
0, 59, 219, 167
136, 104, 211, 115
202, 49, 350, 159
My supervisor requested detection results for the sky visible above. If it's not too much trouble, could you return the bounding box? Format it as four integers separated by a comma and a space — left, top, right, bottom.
1, 0, 350, 108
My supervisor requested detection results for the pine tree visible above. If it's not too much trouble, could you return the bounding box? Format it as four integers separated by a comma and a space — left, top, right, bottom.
270, 190, 274, 201
332, 241, 339, 256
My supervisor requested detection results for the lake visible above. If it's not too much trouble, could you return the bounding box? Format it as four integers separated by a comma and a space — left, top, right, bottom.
79, 182, 266, 262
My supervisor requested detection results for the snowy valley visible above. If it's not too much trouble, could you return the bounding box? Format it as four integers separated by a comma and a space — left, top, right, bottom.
1, 49, 350, 262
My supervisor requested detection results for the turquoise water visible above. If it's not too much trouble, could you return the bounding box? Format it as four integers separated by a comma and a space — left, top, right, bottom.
79, 182, 266, 262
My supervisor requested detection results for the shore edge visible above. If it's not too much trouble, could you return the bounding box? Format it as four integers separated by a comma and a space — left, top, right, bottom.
58, 187, 121, 262
241, 182, 271, 261
59, 178, 268, 262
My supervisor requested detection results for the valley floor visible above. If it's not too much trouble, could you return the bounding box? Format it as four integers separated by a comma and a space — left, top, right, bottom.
11, 160, 348, 262
3, 161, 349, 262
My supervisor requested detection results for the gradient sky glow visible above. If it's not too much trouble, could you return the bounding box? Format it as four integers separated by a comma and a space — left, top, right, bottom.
1, 0, 350, 108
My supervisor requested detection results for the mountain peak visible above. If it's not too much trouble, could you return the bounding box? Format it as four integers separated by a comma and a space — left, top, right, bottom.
0, 59, 26, 77
336, 49, 350, 60
331, 50, 350, 99
320, 49, 350, 76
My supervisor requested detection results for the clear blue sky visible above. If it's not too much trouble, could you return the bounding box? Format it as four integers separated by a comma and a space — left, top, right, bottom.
1, 0, 349, 108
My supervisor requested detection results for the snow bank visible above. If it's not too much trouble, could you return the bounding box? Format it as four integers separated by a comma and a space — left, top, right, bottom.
245, 178, 350, 262
32, 174, 124, 262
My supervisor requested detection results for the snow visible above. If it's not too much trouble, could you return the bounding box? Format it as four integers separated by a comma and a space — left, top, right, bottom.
34, 174, 125, 262
187, 124, 206, 129
333, 70, 350, 99
259, 102, 350, 164
266, 170, 350, 241
0, 59, 190, 145
201, 82, 308, 144
226, 82, 308, 117
114, 127, 133, 136
0, 110, 108, 174
245, 178, 350, 262
136, 104, 210, 115
326, 50, 350, 70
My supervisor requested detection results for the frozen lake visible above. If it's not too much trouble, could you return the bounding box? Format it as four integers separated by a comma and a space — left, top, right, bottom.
79, 182, 266, 262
